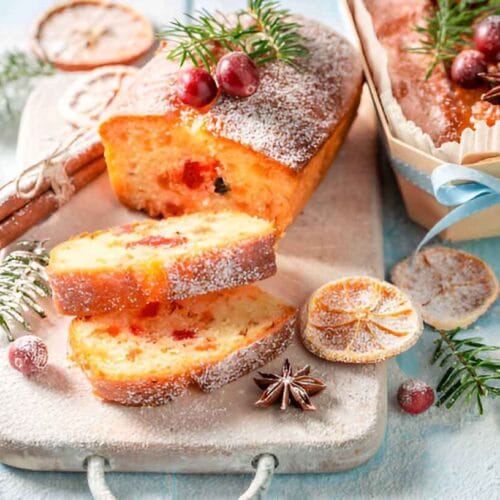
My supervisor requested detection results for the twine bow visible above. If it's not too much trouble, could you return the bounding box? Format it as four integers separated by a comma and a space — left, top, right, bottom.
12, 129, 86, 205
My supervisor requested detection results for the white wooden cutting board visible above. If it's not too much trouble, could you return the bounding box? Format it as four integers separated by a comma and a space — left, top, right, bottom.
0, 76, 386, 473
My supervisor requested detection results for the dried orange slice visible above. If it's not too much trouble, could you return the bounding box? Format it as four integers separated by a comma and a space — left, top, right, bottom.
59, 65, 137, 128
391, 247, 498, 331
32, 0, 154, 71
300, 276, 423, 363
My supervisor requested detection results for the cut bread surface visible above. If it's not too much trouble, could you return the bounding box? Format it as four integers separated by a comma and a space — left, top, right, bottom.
48, 210, 277, 315
69, 285, 297, 405
101, 103, 359, 233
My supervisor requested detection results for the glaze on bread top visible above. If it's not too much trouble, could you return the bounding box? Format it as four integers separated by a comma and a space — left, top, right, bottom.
364, 0, 499, 147
108, 18, 362, 171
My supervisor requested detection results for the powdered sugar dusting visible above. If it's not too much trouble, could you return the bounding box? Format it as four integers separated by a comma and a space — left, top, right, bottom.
0, 313, 385, 471
169, 235, 277, 300
301, 277, 423, 363
108, 17, 362, 171
391, 246, 499, 330
0, 79, 387, 473
193, 316, 296, 392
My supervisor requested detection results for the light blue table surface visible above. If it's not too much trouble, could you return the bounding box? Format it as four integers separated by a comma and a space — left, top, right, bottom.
0, 1, 499, 498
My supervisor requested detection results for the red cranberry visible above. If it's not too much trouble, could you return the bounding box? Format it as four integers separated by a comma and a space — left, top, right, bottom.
130, 324, 144, 335
177, 67, 218, 108
474, 15, 500, 61
139, 302, 160, 318
216, 52, 260, 98
172, 329, 196, 341
397, 379, 435, 415
450, 49, 487, 88
8, 335, 48, 375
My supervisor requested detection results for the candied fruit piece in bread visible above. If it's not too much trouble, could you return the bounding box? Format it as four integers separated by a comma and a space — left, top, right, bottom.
98, 18, 363, 233
48, 211, 277, 316
69, 285, 297, 406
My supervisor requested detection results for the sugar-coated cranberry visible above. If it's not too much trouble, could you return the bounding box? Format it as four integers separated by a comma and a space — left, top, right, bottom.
397, 379, 435, 415
8, 335, 48, 375
177, 67, 218, 108
216, 52, 260, 98
450, 49, 487, 88
474, 15, 500, 61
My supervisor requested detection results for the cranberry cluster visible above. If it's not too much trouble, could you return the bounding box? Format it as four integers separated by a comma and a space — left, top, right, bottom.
176, 52, 260, 108
450, 15, 499, 88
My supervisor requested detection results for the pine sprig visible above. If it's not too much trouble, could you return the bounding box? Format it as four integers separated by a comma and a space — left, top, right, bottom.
408, 0, 499, 79
158, 0, 309, 71
0, 241, 51, 341
431, 328, 500, 415
0, 50, 54, 115
161, 10, 258, 69
245, 0, 309, 66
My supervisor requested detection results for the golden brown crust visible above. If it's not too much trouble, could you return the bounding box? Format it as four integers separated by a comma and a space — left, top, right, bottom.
48, 231, 277, 316
90, 374, 191, 407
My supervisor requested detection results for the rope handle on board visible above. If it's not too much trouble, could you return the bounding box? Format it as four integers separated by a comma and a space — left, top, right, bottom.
85, 455, 116, 500
85, 453, 278, 500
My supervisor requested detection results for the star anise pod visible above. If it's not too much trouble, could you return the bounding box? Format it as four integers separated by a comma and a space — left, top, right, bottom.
481, 85, 500, 105
479, 63, 500, 105
254, 359, 326, 411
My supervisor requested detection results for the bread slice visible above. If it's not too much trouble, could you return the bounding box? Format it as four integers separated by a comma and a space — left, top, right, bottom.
48, 211, 277, 316
99, 19, 363, 233
69, 285, 297, 406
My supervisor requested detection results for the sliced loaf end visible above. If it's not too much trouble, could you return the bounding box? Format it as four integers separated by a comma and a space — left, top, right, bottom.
69, 285, 297, 406
48, 210, 277, 316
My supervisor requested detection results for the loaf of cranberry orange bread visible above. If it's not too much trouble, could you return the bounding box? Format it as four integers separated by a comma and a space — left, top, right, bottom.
48, 211, 277, 316
69, 285, 297, 406
99, 18, 363, 233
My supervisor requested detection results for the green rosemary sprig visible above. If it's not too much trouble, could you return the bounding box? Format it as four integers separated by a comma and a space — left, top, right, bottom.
0, 50, 54, 115
431, 328, 500, 415
158, 0, 309, 71
408, 0, 499, 79
0, 241, 51, 341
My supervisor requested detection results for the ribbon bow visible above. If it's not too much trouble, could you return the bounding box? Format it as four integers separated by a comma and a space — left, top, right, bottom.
415, 163, 500, 253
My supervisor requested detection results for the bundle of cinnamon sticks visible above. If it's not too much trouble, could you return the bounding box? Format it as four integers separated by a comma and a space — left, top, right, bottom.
0, 129, 105, 249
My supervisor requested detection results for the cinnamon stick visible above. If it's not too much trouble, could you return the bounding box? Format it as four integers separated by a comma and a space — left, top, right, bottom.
0, 157, 106, 249
0, 129, 103, 223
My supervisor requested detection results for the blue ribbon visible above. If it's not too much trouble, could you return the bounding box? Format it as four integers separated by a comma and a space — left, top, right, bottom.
391, 158, 500, 253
